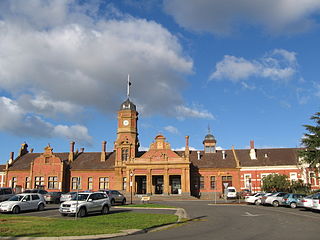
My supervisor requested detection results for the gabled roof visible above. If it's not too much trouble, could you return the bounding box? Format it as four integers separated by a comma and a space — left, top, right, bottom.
236, 148, 300, 167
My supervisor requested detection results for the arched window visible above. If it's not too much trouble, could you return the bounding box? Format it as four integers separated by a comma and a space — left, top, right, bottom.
121, 148, 129, 161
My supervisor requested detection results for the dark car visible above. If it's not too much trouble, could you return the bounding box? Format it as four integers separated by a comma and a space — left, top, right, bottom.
44, 192, 64, 204
24, 189, 48, 195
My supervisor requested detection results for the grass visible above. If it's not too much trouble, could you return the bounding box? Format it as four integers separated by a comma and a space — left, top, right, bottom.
121, 203, 177, 208
0, 212, 178, 237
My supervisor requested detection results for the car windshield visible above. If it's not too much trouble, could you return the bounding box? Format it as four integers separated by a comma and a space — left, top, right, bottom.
8, 195, 24, 201
228, 189, 236, 192
71, 193, 89, 201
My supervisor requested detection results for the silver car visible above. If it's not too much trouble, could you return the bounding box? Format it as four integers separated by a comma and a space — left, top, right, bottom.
59, 192, 111, 217
0, 193, 45, 214
262, 192, 288, 207
100, 190, 126, 205
297, 193, 316, 209
60, 192, 77, 202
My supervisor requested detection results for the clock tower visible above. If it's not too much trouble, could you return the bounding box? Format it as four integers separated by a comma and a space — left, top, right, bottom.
114, 98, 139, 167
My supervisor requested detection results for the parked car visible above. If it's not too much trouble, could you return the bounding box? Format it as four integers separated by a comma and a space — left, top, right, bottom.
0, 193, 45, 214
99, 190, 126, 205
263, 192, 288, 207
60, 192, 77, 202
24, 189, 48, 195
245, 192, 265, 205
226, 187, 237, 199
282, 193, 306, 208
44, 192, 64, 204
311, 193, 320, 211
59, 192, 111, 217
239, 189, 251, 198
260, 192, 275, 205
298, 193, 318, 209
0, 187, 15, 202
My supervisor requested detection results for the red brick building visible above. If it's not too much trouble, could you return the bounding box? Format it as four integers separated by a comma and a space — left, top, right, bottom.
2, 98, 319, 197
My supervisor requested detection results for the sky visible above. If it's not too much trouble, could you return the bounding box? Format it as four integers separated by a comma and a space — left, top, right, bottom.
0, 0, 319, 164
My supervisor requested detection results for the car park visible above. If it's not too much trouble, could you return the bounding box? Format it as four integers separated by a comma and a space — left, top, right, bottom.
99, 190, 126, 205
44, 191, 64, 204
281, 193, 306, 208
0, 187, 15, 202
59, 192, 111, 217
245, 192, 265, 205
60, 192, 77, 202
0, 193, 45, 214
263, 192, 288, 207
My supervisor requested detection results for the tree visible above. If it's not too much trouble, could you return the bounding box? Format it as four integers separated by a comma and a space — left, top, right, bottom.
262, 174, 290, 192
290, 179, 311, 194
299, 111, 320, 168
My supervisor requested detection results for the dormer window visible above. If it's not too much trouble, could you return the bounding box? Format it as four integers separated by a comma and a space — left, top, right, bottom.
205, 146, 215, 153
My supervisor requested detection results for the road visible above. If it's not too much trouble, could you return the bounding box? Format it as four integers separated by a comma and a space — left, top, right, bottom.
115, 201, 320, 240
9, 201, 320, 239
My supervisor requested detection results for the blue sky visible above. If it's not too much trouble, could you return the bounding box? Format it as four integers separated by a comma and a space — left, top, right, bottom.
0, 0, 319, 164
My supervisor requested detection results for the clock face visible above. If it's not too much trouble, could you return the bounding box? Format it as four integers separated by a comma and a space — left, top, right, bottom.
123, 120, 129, 126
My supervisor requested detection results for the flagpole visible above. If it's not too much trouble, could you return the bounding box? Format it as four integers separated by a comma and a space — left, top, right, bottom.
127, 74, 130, 98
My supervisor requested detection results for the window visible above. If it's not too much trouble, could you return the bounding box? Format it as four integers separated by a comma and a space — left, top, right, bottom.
200, 176, 205, 189
11, 177, 17, 188
32, 194, 40, 200
72, 177, 81, 190
205, 146, 215, 153
25, 177, 30, 189
121, 148, 129, 161
309, 172, 316, 186
88, 177, 93, 190
99, 177, 109, 190
48, 176, 58, 189
123, 177, 127, 190
290, 172, 298, 181
34, 176, 44, 188
210, 176, 216, 189
244, 174, 251, 189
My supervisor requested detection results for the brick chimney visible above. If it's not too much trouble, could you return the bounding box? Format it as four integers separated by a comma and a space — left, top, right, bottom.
8, 152, 14, 165
249, 140, 257, 160
68, 141, 75, 162
101, 141, 106, 162
185, 136, 190, 158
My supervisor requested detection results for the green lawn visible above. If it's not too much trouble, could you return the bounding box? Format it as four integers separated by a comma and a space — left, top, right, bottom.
0, 212, 178, 237
121, 203, 177, 208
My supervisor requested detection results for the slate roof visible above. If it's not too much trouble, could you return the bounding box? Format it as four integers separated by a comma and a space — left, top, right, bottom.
0, 164, 5, 171
236, 148, 300, 167
70, 152, 115, 170
189, 150, 238, 168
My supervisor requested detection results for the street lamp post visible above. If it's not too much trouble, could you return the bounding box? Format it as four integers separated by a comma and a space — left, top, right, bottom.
130, 172, 134, 204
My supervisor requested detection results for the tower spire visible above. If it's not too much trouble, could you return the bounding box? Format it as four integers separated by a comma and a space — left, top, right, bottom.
127, 74, 131, 98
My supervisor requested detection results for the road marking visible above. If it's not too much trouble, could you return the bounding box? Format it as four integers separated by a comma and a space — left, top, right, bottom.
242, 212, 260, 217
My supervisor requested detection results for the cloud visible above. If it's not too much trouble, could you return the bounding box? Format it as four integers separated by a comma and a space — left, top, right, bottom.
164, 0, 320, 35
0, 96, 92, 144
0, 1, 212, 142
209, 49, 298, 82
175, 105, 215, 120
164, 125, 179, 134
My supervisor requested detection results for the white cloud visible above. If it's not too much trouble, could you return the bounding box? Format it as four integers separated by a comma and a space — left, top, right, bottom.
210, 49, 298, 82
0, 96, 92, 144
0, 1, 212, 142
164, 0, 320, 35
164, 125, 179, 134
175, 105, 214, 120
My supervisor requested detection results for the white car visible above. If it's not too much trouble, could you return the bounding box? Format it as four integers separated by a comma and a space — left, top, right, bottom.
59, 192, 111, 217
311, 193, 320, 211
264, 192, 288, 207
0, 193, 45, 214
245, 192, 265, 205
226, 187, 237, 199
297, 194, 317, 209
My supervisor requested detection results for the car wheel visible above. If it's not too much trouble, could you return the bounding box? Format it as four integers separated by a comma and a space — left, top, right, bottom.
254, 200, 260, 205
290, 202, 297, 208
272, 200, 279, 207
12, 206, 20, 214
111, 199, 115, 205
122, 198, 126, 205
38, 203, 45, 211
101, 205, 109, 215
77, 207, 87, 218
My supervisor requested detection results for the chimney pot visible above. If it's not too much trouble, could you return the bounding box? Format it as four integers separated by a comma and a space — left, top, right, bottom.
197, 150, 201, 160
250, 140, 255, 149
80, 148, 84, 152
222, 150, 226, 159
